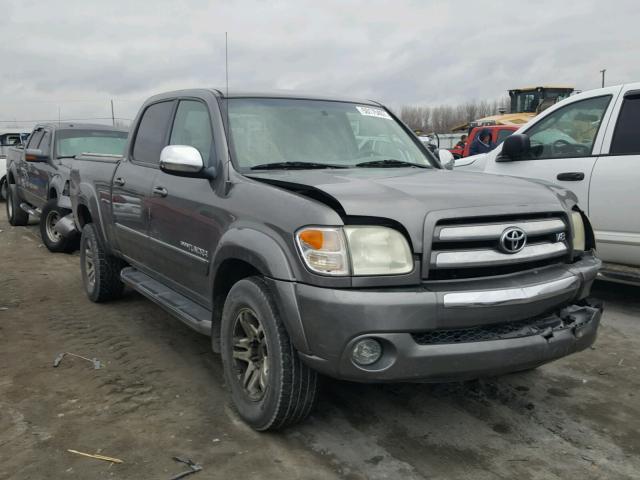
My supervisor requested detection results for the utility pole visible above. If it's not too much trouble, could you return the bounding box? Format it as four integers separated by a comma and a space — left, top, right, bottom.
58, 106, 61, 126
110, 99, 115, 126
600, 69, 606, 88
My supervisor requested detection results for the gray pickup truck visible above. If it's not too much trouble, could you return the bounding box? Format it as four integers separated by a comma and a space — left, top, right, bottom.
70, 89, 602, 431
5, 123, 127, 251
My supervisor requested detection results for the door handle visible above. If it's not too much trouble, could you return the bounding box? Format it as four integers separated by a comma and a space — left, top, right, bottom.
114, 177, 126, 186
557, 172, 584, 181
152, 186, 168, 197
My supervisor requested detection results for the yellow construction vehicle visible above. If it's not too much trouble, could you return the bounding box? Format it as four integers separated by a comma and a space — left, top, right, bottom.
452, 86, 575, 132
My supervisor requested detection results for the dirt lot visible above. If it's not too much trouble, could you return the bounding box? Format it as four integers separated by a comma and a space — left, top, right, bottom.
1, 208, 639, 480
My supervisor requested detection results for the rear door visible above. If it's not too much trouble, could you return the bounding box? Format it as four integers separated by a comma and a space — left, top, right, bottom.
146, 98, 220, 305
589, 87, 640, 267
18, 128, 44, 201
28, 128, 54, 206
484, 89, 620, 208
112, 100, 175, 266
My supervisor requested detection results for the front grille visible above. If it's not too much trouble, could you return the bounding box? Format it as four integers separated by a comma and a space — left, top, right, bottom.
412, 315, 568, 345
428, 214, 569, 280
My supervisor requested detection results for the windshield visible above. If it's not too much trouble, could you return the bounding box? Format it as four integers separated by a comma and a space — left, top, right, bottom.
227, 98, 434, 169
55, 129, 128, 157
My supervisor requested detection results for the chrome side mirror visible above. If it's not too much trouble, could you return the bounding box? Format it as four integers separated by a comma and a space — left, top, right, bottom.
159, 145, 215, 179
438, 149, 455, 170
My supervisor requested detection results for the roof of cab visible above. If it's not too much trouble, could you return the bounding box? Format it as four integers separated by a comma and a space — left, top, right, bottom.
144, 88, 382, 106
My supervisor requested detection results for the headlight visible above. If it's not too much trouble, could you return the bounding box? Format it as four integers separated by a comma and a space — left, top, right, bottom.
571, 211, 586, 251
296, 226, 413, 276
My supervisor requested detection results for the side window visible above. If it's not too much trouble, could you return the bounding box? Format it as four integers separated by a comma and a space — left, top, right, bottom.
38, 131, 51, 155
523, 95, 611, 160
496, 129, 514, 144
132, 101, 174, 165
610, 94, 640, 155
169, 100, 214, 163
27, 130, 44, 149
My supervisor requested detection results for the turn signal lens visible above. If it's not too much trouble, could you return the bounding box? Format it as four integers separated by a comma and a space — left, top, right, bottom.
571, 211, 586, 251
296, 228, 349, 275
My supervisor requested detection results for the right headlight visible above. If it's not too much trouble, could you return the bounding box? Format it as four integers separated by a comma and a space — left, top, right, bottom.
571, 211, 586, 251
296, 226, 413, 276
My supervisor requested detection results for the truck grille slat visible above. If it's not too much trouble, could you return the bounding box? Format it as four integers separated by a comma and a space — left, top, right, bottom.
437, 218, 565, 241
432, 242, 567, 269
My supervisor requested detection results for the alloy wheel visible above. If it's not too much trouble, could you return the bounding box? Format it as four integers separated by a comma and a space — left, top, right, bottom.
231, 308, 269, 401
84, 236, 96, 290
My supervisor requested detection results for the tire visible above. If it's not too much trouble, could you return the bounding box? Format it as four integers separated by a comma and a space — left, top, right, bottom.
5, 184, 28, 226
39, 199, 77, 253
80, 223, 125, 302
0, 177, 7, 201
220, 277, 319, 431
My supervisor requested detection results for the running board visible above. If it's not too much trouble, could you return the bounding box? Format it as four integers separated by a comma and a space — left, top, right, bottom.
120, 267, 212, 335
20, 203, 41, 218
598, 262, 640, 287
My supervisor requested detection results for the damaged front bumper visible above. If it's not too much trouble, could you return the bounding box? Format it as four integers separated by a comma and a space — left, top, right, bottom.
272, 253, 602, 382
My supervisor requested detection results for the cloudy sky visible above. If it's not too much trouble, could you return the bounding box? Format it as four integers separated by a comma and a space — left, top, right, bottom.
1, 0, 639, 129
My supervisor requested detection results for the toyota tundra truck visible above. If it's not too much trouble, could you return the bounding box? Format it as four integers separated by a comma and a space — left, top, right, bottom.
70, 89, 602, 431
5, 123, 128, 252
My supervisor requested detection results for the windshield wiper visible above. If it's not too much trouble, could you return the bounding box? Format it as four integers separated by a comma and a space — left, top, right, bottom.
355, 159, 429, 168
57, 155, 77, 159
250, 161, 348, 170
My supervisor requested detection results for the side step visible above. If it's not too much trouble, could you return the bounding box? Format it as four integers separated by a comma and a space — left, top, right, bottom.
20, 203, 41, 219
120, 267, 212, 335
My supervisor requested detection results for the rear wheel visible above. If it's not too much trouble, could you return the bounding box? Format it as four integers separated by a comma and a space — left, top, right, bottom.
220, 277, 319, 431
0, 177, 7, 201
6, 184, 28, 226
39, 199, 77, 253
80, 223, 125, 302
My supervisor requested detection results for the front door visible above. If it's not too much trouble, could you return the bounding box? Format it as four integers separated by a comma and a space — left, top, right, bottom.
485, 91, 618, 208
589, 88, 640, 267
112, 100, 175, 267
147, 98, 221, 306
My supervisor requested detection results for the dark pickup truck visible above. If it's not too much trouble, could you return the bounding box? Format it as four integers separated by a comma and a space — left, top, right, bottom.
70, 89, 602, 431
5, 123, 127, 252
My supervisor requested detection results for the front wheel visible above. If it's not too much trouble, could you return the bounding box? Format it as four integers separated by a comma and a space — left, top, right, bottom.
220, 277, 319, 431
80, 223, 125, 302
39, 199, 77, 253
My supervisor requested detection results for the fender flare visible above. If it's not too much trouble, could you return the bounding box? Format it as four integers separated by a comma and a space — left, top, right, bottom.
212, 227, 296, 281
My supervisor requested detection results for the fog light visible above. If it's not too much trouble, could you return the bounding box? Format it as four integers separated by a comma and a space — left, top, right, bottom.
352, 339, 382, 366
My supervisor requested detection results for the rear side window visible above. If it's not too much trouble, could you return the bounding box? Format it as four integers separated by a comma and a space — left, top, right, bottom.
496, 129, 514, 144
610, 94, 640, 155
132, 101, 174, 165
169, 100, 214, 163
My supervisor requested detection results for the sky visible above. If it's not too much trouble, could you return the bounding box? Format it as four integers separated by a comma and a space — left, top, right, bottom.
1, 0, 639, 130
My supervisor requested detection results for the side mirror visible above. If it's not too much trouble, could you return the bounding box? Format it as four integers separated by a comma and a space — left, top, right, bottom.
159, 145, 216, 179
438, 149, 455, 170
24, 148, 49, 162
498, 133, 530, 161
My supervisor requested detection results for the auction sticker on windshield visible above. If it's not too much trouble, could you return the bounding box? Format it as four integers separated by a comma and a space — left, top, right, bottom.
356, 106, 392, 119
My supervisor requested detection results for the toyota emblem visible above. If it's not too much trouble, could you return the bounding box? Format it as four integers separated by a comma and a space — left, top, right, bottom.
499, 227, 527, 254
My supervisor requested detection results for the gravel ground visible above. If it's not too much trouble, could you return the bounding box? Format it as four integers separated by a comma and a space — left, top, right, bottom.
1, 207, 639, 480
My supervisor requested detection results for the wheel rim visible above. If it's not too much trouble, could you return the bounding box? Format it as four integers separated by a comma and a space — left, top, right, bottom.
45, 210, 62, 242
232, 308, 269, 401
84, 236, 96, 290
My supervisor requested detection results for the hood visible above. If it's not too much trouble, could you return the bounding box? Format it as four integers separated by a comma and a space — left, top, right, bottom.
247, 168, 567, 252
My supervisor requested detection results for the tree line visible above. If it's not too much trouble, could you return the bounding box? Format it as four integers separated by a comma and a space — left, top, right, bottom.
399, 97, 510, 133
